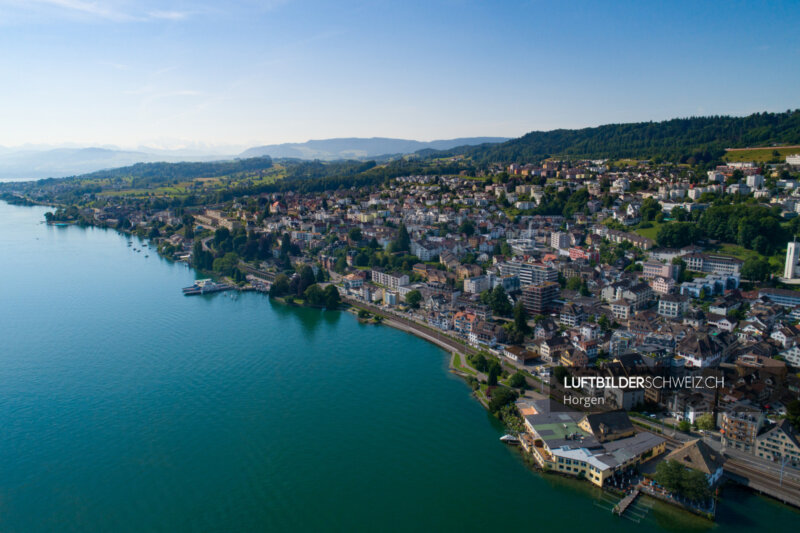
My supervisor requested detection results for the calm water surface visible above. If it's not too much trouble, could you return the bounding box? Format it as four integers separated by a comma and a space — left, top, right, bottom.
0, 201, 798, 532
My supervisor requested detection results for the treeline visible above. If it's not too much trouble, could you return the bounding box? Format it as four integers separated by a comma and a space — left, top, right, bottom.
262, 158, 468, 195
439, 110, 800, 165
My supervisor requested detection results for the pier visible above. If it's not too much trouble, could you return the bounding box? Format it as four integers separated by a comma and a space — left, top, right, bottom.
613, 488, 640, 517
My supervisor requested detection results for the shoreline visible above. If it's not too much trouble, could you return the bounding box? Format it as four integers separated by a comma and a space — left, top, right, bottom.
6, 200, 798, 517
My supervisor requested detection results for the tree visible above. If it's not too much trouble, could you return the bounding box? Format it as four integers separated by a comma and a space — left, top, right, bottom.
513, 301, 530, 334
213, 227, 231, 248
678, 419, 691, 432
298, 265, 317, 296
683, 469, 711, 501
323, 285, 341, 309
212, 252, 239, 276
640, 197, 662, 221
348, 227, 362, 242
392, 222, 410, 253
191, 240, 214, 270
270, 274, 290, 297
566, 277, 583, 291
487, 362, 500, 386
553, 365, 569, 385
741, 256, 771, 282
657, 222, 701, 248
489, 285, 513, 316
458, 219, 476, 236
509, 371, 527, 389
304, 284, 325, 306
787, 399, 800, 430
405, 289, 422, 308
488, 387, 518, 414
695, 413, 715, 431
468, 353, 488, 372
655, 460, 685, 494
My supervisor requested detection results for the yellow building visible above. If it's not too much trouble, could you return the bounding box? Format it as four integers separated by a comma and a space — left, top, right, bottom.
521, 400, 666, 487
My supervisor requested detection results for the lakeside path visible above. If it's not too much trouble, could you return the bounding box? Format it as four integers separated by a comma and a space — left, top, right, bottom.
343, 297, 479, 358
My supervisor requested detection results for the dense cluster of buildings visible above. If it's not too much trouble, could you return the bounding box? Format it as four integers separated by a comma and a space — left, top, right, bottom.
56, 155, 800, 478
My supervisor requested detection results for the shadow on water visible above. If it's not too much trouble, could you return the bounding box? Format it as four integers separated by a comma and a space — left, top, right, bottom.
265, 297, 342, 339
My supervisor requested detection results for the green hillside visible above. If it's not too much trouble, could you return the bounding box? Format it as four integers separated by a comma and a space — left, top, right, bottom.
449, 110, 800, 165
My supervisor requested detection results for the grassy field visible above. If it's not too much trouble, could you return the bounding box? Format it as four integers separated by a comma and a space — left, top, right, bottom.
723, 146, 800, 163
612, 158, 647, 167
633, 221, 664, 241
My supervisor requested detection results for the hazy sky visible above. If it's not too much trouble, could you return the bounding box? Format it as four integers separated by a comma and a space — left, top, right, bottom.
0, 0, 798, 150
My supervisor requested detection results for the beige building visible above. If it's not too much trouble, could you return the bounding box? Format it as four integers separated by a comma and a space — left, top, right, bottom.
756, 419, 800, 467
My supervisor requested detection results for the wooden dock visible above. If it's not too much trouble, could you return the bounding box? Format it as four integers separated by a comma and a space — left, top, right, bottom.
613, 488, 640, 516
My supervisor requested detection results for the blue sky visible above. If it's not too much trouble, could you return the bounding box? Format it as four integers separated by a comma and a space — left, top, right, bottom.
0, 0, 798, 150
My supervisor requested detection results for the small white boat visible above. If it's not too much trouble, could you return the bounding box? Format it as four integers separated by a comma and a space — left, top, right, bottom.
500, 434, 519, 444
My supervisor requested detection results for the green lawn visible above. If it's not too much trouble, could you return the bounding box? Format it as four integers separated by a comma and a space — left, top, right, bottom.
633, 221, 664, 241
724, 146, 800, 163
452, 353, 476, 375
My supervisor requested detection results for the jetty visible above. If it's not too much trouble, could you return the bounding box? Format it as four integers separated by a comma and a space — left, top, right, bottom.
613, 488, 640, 517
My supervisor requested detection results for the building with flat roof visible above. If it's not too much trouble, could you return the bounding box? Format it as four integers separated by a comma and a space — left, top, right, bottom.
522, 281, 560, 315
521, 404, 665, 487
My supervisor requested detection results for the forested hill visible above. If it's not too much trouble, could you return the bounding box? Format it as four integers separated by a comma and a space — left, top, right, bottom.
35, 157, 273, 188
444, 110, 800, 165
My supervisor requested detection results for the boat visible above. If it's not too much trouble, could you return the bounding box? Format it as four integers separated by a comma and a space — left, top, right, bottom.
500, 434, 520, 444
182, 279, 233, 295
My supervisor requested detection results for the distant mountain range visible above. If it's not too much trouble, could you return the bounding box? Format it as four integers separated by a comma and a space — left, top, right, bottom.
238, 137, 509, 160
0, 147, 226, 181
4, 110, 798, 182
0, 137, 508, 181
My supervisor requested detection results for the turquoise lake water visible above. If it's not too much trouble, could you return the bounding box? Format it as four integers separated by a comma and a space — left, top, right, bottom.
1, 200, 798, 532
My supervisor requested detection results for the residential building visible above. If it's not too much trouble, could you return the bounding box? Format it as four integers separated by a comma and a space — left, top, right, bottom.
551, 231, 569, 250
504, 345, 537, 364
642, 260, 677, 280
658, 294, 689, 318
665, 439, 725, 487
651, 276, 676, 295
721, 405, 765, 452
371, 270, 410, 290
610, 299, 631, 321
521, 281, 560, 315
755, 419, 800, 467
464, 275, 489, 294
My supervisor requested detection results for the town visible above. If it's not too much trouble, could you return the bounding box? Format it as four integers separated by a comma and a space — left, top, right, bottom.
6, 149, 800, 519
